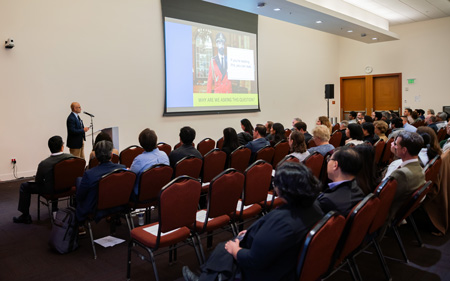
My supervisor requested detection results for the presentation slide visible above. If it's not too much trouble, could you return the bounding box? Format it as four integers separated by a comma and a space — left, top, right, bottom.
164, 17, 259, 115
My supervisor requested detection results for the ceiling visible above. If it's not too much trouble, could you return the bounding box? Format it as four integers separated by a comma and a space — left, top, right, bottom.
203, 0, 450, 43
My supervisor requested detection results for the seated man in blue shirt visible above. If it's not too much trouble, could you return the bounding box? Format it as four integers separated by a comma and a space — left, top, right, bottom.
130, 128, 169, 198
245, 124, 270, 163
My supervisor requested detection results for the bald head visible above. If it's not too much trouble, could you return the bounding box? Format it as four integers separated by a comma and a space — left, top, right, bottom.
71, 102, 81, 113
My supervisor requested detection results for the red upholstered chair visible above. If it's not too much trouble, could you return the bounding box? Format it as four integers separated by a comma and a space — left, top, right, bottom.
303, 152, 324, 180
174, 156, 202, 179
332, 123, 340, 133
88, 154, 119, 169
119, 145, 144, 168
174, 142, 195, 150
127, 176, 202, 281
390, 181, 433, 263
373, 139, 385, 165
297, 211, 346, 281
272, 140, 290, 168
379, 137, 394, 167
329, 130, 342, 148
193, 169, 245, 259
38, 157, 86, 222
216, 137, 224, 150
437, 127, 447, 142
276, 154, 300, 166
201, 149, 227, 192
130, 164, 173, 225
255, 145, 275, 164
229, 146, 251, 172
157, 142, 171, 157
236, 160, 272, 229
284, 128, 292, 139
424, 154, 442, 188
197, 138, 216, 156
307, 138, 317, 149
87, 169, 136, 259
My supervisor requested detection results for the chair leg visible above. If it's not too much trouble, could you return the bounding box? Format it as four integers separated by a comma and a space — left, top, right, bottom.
372, 239, 392, 281
350, 256, 362, 281
392, 225, 409, 263
46, 200, 53, 224
37, 195, 41, 221
346, 259, 359, 281
408, 215, 423, 247
87, 221, 97, 259
192, 233, 205, 265
127, 240, 133, 280
206, 231, 213, 249
124, 213, 132, 233
144, 247, 160, 281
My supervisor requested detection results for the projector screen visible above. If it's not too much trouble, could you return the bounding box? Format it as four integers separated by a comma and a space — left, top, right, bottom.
162, 2, 259, 116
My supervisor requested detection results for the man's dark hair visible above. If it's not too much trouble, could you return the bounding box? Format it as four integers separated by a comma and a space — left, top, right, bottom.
364, 115, 373, 123
396, 131, 424, 156
362, 122, 375, 136
416, 109, 425, 116
391, 117, 403, 129
405, 108, 412, 114
332, 146, 362, 176
347, 123, 364, 140
180, 126, 196, 145
94, 132, 112, 145
294, 121, 307, 132
139, 128, 157, 152
95, 140, 113, 163
349, 111, 357, 118
374, 112, 382, 120
255, 124, 267, 137
48, 136, 64, 153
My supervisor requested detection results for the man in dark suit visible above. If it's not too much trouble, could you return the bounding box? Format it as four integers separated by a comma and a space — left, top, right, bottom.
245, 124, 270, 162
169, 126, 202, 168
75, 140, 126, 223
13, 136, 73, 224
318, 146, 365, 217
67, 102, 89, 159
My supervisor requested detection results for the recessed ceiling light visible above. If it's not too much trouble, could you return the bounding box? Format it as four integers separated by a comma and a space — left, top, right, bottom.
316, 20, 322, 24
347, 30, 353, 33
372, 37, 378, 40
273, 8, 281, 11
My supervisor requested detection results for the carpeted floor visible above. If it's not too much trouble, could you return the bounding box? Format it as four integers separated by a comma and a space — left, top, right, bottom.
1, 178, 449, 281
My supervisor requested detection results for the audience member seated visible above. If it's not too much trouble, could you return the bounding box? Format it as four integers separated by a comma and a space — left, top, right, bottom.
345, 123, 364, 146
169, 126, 202, 168
371, 111, 382, 121
76, 140, 126, 223
316, 116, 332, 134
362, 122, 379, 145
339, 120, 349, 146
404, 108, 414, 124
388, 117, 405, 139
435, 112, 448, 130
357, 112, 364, 124
425, 114, 439, 133
354, 144, 380, 195
238, 118, 254, 146
374, 120, 388, 142
182, 162, 324, 281
427, 109, 435, 116
411, 111, 421, 124
245, 124, 270, 161
270, 122, 286, 146
130, 128, 169, 198
13, 136, 73, 224
416, 126, 442, 166
288, 130, 310, 162
416, 109, 426, 120
293, 121, 312, 144
221, 127, 240, 167
291, 117, 302, 130
401, 115, 417, 132
308, 125, 335, 156
362, 115, 373, 123
443, 123, 450, 153
89, 132, 119, 160
348, 111, 358, 124
381, 111, 392, 124
317, 146, 365, 217
264, 121, 274, 141
385, 131, 425, 223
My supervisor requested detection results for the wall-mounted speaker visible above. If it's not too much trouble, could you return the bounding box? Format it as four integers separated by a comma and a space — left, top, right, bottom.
325, 84, 334, 99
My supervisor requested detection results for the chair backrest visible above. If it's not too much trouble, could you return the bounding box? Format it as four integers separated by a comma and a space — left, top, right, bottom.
242, 160, 272, 206
202, 149, 227, 183
159, 176, 201, 234
329, 131, 342, 148
393, 181, 433, 226
197, 138, 216, 156
174, 142, 195, 150
174, 156, 202, 179
216, 137, 224, 150
255, 145, 275, 164
89, 154, 119, 169
307, 138, 317, 148
437, 127, 447, 142
272, 141, 290, 168
297, 211, 346, 281
373, 139, 385, 165
111, 153, 119, 164
380, 138, 394, 165
368, 177, 398, 234
276, 154, 300, 168
229, 146, 251, 172
97, 169, 136, 210
332, 123, 340, 133
157, 142, 172, 157
337, 194, 380, 262
137, 164, 173, 203
424, 154, 442, 185
53, 157, 86, 192
285, 128, 292, 139
303, 152, 324, 179
207, 169, 245, 221
119, 145, 144, 168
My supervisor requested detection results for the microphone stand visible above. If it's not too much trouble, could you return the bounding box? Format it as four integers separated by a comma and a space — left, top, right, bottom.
88, 115, 94, 147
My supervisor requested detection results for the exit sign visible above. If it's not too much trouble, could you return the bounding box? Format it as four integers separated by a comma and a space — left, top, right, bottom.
407, 79, 416, 84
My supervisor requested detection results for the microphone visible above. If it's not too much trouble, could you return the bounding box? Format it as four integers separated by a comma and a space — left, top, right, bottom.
83, 111, 95, 117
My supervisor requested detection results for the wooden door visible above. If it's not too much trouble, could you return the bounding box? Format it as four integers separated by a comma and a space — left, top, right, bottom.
340, 73, 401, 120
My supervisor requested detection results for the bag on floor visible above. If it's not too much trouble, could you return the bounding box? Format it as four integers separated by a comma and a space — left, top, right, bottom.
48, 207, 79, 254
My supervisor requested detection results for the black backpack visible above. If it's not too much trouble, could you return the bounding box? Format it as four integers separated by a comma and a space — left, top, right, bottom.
48, 207, 79, 254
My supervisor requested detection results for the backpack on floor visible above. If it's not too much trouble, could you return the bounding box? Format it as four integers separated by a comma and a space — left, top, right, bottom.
48, 207, 79, 254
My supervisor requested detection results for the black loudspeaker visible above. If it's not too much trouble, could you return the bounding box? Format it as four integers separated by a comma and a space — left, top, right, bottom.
325, 84, 334, 99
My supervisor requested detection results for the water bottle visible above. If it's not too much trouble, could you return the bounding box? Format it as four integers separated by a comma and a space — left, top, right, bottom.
138, 213, 144, 226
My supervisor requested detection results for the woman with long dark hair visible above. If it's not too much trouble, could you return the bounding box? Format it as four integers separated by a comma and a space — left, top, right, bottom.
238, 118, 253, 145
288, 130, 310, 162
345, 123, 364, 146
271, 122, 286, 146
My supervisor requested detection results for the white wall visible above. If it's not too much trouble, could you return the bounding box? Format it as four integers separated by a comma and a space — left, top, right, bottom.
0, 0, 341, 180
